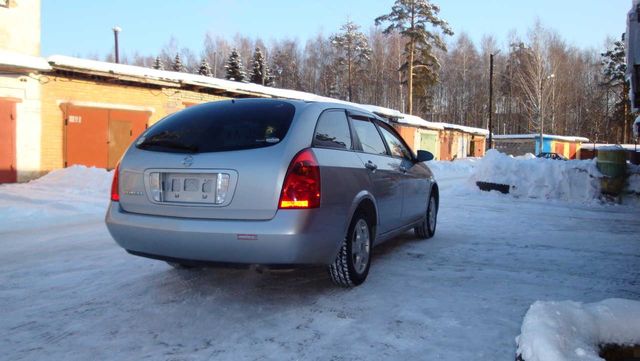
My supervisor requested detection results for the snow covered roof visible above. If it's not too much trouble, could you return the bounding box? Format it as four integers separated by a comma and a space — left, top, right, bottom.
392, 113, 489, 135
358, 104, 404, 119
579, 143, 639, 151
397, 114, 444, 130
44, 55, 490, 136
0, 50, 51, 71
48, 55, 277, 97
493, 134, 589, 142
47, 55, 364, 104
433, 122, 490, 136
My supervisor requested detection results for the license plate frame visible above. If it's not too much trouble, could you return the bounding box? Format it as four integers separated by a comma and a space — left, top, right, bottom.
161, 172, 218, 205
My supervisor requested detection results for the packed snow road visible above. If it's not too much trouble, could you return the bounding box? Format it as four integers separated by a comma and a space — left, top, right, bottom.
1, 162, 639, 361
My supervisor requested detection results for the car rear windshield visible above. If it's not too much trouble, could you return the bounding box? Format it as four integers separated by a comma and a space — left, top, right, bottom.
136, 99, 295, 153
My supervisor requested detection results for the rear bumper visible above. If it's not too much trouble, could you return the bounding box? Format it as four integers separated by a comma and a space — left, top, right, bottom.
105, 202, 346, 266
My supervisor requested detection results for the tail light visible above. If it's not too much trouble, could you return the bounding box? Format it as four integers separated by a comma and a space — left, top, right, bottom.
110, 163, 120, 202
279, 149, 320, 209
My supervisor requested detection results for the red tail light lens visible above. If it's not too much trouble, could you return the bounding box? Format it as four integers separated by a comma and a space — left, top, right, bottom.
279, 149, 320, 209
110, 163, 120, 202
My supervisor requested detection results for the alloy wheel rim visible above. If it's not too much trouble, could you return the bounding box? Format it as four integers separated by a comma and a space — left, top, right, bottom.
351, 219, 370, 274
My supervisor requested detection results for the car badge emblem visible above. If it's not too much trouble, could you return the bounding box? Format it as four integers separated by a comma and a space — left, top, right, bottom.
182, 155, 194, 167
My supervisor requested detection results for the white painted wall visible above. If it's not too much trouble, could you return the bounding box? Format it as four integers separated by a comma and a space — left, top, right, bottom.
0, 0, 41, 56
0, 73, 42, 181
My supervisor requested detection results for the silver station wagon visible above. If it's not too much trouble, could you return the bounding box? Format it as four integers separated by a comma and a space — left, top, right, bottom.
106, 98, 439, 287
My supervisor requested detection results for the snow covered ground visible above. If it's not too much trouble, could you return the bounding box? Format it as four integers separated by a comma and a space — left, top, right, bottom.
517, 299, 640, 361
0, 161, 639, 361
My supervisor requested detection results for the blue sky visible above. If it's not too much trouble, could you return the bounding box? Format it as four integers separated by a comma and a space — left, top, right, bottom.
42, 0, 632, 57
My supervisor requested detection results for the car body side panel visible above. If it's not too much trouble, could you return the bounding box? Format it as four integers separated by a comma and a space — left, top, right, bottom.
313, 147, 372, 241
401, 159, 432, 222
354, 152, 404, 233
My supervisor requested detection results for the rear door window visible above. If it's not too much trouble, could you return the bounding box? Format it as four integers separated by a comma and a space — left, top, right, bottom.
377, 122, 413, 160
313, 110, 352, 150
351, 117, 387, 155
137, 99, 295, 153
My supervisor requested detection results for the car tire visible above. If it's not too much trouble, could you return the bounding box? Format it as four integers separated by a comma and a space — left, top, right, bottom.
329, 212, 372, 287
415, 191, 437, 239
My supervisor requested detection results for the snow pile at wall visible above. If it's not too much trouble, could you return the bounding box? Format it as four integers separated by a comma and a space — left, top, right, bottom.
428, 158, 477, 182
28, 165, 113, 194
471, 150, 602, 202
516, 299, 640, 361
0, 166, 112, 232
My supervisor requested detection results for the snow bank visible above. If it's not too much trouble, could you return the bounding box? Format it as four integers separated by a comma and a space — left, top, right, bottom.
28, 165, 113, 193
471, 150, 602, 202
0, 166, 112, 232
516, 299, 640, 361
428, 158, 477, 183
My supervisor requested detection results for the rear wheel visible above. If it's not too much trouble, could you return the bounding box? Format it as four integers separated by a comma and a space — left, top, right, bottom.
415, 191, 437, 239
329, 213, 372, 287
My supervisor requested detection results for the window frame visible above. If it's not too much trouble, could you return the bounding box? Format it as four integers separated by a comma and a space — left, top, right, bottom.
374, 119, 415, 161
311, 108, 355, 152
347, 113, 389, 156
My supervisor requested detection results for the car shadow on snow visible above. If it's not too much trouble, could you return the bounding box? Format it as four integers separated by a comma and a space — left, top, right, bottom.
123, 231, 428, 308
373, 231, 430, 259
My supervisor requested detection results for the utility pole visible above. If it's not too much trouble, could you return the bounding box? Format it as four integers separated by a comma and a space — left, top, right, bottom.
488, 53, 495, 149
112, 26, 121, 64
539, 73, 555, 154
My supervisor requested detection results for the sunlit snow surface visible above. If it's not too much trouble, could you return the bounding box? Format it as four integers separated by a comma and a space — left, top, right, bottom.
0, 162, 638, 361
517, 299, 640, 361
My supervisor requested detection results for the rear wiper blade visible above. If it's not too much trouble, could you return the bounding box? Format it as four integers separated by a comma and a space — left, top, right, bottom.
138, 139, 198, 153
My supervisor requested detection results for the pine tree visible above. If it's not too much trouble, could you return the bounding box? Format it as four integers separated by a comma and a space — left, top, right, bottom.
225, 49, 246, 82
376, 0, 453, 114
172, 53, 184, 72
330, 21, 372, 101
152, 56, 164, 70
198, 58, 213, 76
602, 37, 632, 142
249, 47, 273, 86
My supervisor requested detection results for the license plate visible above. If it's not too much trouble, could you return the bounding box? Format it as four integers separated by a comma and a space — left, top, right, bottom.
150, 172, 230, 205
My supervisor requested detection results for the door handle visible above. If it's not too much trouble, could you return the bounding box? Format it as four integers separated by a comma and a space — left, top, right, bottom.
365, 161, 378, 171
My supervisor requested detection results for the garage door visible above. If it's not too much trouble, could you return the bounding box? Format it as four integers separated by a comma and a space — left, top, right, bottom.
555, 142, 564, 156
65, 105, 150, 169
419, 133, 437, 154
569, 143, 577, 159
0, 99, 17, 183
108, 109, 149, 168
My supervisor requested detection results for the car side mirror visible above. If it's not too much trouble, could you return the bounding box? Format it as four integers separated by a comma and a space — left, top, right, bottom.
416, 150, 434, 162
